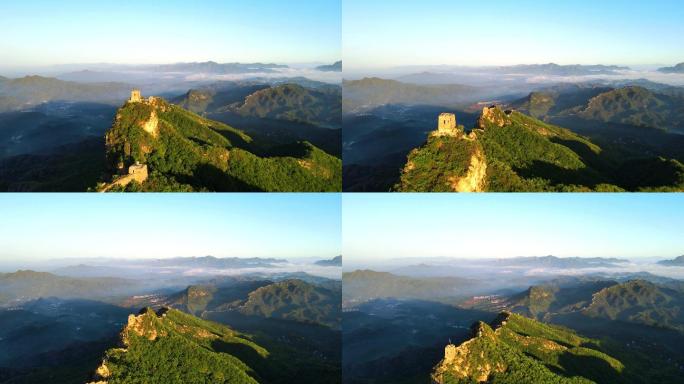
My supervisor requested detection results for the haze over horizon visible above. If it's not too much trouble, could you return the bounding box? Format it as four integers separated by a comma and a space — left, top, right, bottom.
343, 194, 683, 261
343, 0, 684, 69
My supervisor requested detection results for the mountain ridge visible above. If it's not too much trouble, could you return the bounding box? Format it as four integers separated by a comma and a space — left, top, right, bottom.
657, 255, 684, 266
432, 311, 632, 384
102, 93, 341, 191
657, 62, 684, 73
397, 106, 684, 191
88, 307, 266, 384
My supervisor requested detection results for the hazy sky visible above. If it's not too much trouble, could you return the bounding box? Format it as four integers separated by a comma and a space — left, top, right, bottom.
0, 194, 340, 260
0, 0, 341, 67
343, 194, 684, 261
343, 0, 684, 69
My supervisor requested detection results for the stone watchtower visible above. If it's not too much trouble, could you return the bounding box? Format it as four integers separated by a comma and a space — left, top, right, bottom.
433, 113, 461, 137
438, 113, 456, 132
130, 89, 142, 103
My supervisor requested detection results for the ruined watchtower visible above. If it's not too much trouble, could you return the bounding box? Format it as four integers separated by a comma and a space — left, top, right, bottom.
438, 113, 456, 132
130, 89, 142, 103
433, 112, 462, 137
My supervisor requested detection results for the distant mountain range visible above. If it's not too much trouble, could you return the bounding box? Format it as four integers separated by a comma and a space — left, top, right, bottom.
0, 75, 129, 111
0, 270, 137, 305
343, 270, 478, 303
658, 255, 684, 266
493, 63, 629, 76
315, 255, 342, 266
46, 257, 288, 278
392, 64, 630, 86
658, 62, 684, 73
343, 77, 481, 113
494, 255, 629, 268
316, 61, 342, 72
146, 256, 287, 268
146, 61, 288, 74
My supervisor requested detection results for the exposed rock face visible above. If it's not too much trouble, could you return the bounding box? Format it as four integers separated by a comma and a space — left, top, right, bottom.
86, 308, 169, 384
448, 147, 486, 192
123, 308, 167, 342
432, 314, 513, 384
432, 320, 505, 383
476, 105, 511, 129
141, 110, 159, 137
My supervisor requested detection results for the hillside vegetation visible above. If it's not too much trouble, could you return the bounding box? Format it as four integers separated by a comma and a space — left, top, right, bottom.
239, 280, 341, 329
506, 279, 684, 333
584, 280, 684, 332
234, 84, 341, 128
578, 86, 684, 131
165, 279, 341, 329
514, 85, 684, 132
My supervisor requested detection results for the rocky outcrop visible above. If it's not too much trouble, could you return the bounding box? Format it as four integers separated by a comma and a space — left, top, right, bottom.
476, 105, 511, 129
86, 361, 111, 384
88, 308, 170, 383
141, 110, 159, 137
432, 319, 507, 383
448, 146, 486, 192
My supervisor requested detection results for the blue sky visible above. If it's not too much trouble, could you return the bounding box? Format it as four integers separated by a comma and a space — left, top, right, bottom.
0, 194, 340, 260
343, 194, 684, 261
0, 0, 341, 66
343, 0, 684, 69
